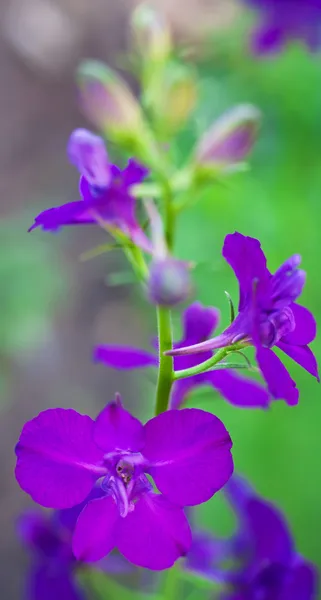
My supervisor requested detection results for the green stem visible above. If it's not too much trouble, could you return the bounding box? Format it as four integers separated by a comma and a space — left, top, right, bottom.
162, 179, 175, 251
173, 348, 229, 380
155, 306, 174, 415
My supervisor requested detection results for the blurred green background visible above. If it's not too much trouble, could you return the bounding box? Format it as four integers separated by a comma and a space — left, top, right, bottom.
0, 1, 320, 598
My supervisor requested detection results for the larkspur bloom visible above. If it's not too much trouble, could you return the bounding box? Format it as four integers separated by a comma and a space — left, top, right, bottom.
29, 129, 151, 252
95, 302, 269, 409
245, 0, 321, 54
169, 233, 319, 406
17, 494, 131, 600
186, 475, 318, 599
15, 395, 233, 570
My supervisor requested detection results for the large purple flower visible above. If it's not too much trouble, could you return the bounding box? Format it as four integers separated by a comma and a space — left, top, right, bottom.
15, 396, 233, 570
29, 129, 151, 252
186, 475, 318, 600
94, 302, 270, 409
245, 0, 321, 54
169, 234, 319, 406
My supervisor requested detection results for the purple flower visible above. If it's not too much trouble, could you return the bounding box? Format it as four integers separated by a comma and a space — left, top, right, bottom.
17, 508, 86, 600
94, 302, 270, 409
15, 395, 233, 570
186, 475, 318, 600
245, 0, 321, 54
169, 234, 319, 406
29, 129, 151, 252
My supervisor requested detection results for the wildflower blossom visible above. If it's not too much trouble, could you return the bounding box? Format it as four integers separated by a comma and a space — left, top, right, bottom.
15, 396, 233, 570
169, 233, 319, 406
29, 129, 151, 252
245, 0, 321, 54
95, 302, 269, 409
186, 475, 318, 599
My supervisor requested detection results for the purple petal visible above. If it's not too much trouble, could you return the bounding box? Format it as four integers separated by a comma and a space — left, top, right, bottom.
117, 493, 192, 570
94, 345, 158, 370
281, 561, 318, 600
67, 129, 111, 188
15, 409, 105, 508
282, 304, 317, 345
251, 23, 286, 55
56, 485, 106, 533
255, 346, 299, 406
121, 159, 149, 187
72, 496, 118, 562
26, 564, 85, 600
181, 302, 220, 345
170, 379, 197, 409
246, 497, 293, 565
28, 202, 94, 233
143, 408, 233, 506
206, 370, 270, 409
93, 397, 144, 453
17, 512, 62, 558
223, 233, 270, 311
278, 342, 320, 381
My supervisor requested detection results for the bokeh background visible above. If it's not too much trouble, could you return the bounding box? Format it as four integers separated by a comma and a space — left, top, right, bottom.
0, 0, 320, 597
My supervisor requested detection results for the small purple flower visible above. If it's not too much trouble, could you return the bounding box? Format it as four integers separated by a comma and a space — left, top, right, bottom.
245, 0, 321, 54
169, 234, 319, 406
15, 395, 233, 570
95, 302, 270, 409
148, 257, 191, 306
17, 508, 87, 600
29, 129, 151, 252
186, 475, 318, 600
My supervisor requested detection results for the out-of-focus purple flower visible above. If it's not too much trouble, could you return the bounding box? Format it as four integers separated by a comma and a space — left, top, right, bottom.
186, 475, 318, 600
29, 129, 151, 252
95, 302, 269, 409
245, 0, 321, 54
148, 257, 191, 306
15, 395, 233, 570
169, 234, 319, 406
17, 507, 86, 600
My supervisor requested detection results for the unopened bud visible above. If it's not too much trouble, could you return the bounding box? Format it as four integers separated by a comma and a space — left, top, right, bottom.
77, 61, 144, 145
131, 4, 171, 63
148, 258, 191, 307
153, 64, 197, 134
195, 104, 261, 169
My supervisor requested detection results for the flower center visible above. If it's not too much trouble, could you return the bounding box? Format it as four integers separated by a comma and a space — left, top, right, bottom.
259, 307, 295, 348
101, 452, 150, 518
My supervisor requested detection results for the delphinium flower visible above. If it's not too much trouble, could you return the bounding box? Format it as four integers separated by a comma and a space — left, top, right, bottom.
186, 475, 318, 599
15, 394, 233, 570
95, 301, 269, 410
29, 129, 151, 252
244, 0, 321, 54
169, 233, 319, 406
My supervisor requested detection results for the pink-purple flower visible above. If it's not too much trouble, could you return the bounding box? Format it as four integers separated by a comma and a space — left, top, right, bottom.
169, 233, 319, 406
186, 475, 318, 599
245, 0, 321, 54
95, 302, 270, 409
29, 129, 151, 252
15, 395, 233, 570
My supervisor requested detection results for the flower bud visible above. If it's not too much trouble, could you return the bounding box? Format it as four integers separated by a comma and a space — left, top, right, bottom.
148, 258, 191, 307
152, 64, 197, 135
131, 4, 171, 63
195, 104, 261, 169
77, 61, 144, 145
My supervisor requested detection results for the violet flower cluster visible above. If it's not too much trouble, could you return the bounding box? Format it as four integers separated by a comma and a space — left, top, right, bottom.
14, 4, 319, 599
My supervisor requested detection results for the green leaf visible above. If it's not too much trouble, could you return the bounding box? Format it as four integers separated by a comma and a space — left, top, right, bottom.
79, 568, 159, 600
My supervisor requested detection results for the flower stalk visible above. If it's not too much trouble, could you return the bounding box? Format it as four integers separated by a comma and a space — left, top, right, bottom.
155, 305, 174, 414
